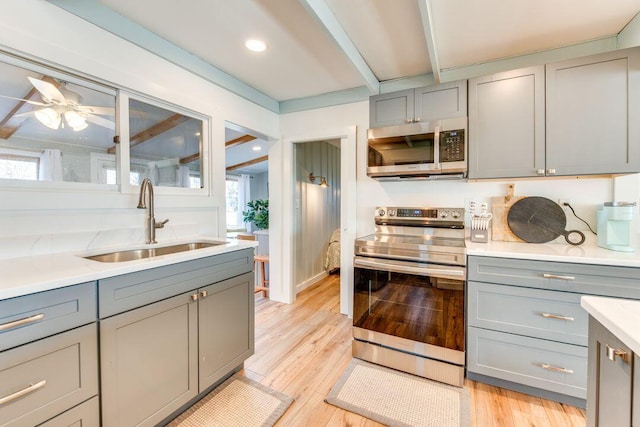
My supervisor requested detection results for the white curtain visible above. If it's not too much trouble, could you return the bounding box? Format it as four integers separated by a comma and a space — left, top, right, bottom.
238, 174, 251, 230
176, 166, 191, 187
146, 162, 159, 185
39, 149, 63, 181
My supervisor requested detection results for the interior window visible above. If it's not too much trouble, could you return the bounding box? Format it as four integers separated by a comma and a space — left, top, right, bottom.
127, 98, 203, 189
0, 55, 116, 184
226, 177, 241, 230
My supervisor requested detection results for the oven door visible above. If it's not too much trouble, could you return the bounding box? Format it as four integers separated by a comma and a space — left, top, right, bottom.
353, 256, 465, 365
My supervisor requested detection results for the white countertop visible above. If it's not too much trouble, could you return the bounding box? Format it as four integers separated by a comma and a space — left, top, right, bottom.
581, 296, 640, 355
0, 237, 258, 301
466, 236, 640, 268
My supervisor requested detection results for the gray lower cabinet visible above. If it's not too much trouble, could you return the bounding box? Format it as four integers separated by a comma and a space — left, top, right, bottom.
100, 291, 199, 427
0, 324, 98, 427
99, 251, 254, 427
199, 274, 255, 391
369, 80, 467, 128
467, 256, 640, 406
38, 396, 100, 427
586, 316, 635, 427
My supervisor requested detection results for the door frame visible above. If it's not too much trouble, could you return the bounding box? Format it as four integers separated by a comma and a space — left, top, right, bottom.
269, 125, 356, 316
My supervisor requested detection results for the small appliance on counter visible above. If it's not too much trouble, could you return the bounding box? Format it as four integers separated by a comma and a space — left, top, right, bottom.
597, 202, 638, 252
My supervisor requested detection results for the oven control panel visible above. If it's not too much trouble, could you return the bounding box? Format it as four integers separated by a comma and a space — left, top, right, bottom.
375, 207, 464, 227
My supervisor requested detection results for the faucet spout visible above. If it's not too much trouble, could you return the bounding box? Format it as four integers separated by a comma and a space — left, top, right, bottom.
137, 178, 168, 244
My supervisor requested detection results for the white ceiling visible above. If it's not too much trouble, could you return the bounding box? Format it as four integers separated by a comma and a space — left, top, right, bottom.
49, 0, 640, 172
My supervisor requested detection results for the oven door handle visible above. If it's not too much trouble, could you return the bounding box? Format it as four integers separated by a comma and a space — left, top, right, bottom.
354, 257, 465, 278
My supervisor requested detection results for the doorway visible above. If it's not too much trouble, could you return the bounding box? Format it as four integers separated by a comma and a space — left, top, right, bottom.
293, 139, 341, 294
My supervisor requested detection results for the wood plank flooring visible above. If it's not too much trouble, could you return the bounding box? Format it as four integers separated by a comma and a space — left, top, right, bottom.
240, 274, 586, 427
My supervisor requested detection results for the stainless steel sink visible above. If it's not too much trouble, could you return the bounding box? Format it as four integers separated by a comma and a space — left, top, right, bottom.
83, 241, 224, 263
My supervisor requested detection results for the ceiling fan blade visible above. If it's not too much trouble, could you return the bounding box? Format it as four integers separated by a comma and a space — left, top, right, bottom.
27, 76, 66, 104
79, 105, 115, 116
0, 93, 49, 106
84, 113, 115, 130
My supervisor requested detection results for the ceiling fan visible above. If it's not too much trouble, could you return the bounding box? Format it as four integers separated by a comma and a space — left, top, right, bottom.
0, 76, 115, 132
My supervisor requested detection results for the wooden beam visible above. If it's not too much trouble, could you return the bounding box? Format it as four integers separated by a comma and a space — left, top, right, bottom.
179, 152, 200, 164
226, 155, 268, 171
108, 113, 190, 153
225, 134, 256, 149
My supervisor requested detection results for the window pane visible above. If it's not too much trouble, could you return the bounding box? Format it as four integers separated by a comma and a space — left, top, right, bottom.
0, 58, 116, 184
129, 98, 203, 189
0, 154, 38, 180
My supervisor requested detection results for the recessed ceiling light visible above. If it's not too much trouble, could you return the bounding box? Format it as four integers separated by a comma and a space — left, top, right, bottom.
245, 39, 267, 52
252, 145, 262, 151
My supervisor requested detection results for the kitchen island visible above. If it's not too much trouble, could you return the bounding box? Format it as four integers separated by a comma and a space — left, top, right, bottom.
581, 296, 640, 426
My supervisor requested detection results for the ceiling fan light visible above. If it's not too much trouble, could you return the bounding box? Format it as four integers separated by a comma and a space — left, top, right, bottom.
34, 107, 61, 130
64, 110, 88, 131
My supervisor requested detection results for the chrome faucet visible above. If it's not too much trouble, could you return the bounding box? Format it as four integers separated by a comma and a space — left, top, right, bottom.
137, 178, 169, 244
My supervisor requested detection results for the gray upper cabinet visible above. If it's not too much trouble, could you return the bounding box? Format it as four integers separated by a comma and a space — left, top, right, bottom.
468, 66, 545, 179
369, 80, 467, 128
546, 48, 640, 176
468, 47, 640, 179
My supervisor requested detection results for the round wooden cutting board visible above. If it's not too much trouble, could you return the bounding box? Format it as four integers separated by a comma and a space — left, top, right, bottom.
507, 196, 585, 245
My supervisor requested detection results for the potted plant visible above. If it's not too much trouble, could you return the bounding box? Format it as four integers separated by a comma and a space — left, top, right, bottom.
242, 199, 269, 231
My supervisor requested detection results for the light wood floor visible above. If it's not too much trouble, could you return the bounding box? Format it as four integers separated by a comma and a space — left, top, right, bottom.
240, 274, 587, 426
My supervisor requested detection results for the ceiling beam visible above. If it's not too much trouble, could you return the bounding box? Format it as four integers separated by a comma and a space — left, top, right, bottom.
418, 0, 441, 84
299, 0, 380, 94
179, 152, 200, 165
226, 155, 268, 172
225, 134, 256, 149
618, 10, 640, 48
107, 113, 189, 154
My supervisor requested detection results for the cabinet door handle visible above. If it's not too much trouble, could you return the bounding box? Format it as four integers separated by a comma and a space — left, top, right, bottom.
541, 313, 574, 321
541, 364, 573, 374
0, 313, 45, 332
536, 169, 545, 176
547, 168, 556, 175
606, 344, 629, 363
543, 273, 575, 281
190, 294, 198, 301
0, 380, 47, 405
200, 290, 208, 298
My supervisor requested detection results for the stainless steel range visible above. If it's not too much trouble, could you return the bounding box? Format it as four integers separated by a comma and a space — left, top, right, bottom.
353, 207, 466, 387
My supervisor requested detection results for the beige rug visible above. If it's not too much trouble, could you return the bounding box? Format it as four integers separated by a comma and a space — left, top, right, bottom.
167, 374, 293, 427
326, 359, 470, 427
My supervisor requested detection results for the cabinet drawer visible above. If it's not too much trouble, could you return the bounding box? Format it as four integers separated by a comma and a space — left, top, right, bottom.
99, 249, 253, 318
467, 327, 587, 399
38, 396, 99, 427
0, 324, 98, 427
0, 282, 97, 352
468, 281, 588, 346
468, 256, 640, 298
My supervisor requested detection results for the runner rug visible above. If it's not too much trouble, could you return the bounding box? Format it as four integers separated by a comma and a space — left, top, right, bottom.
326, 359, 470, 427
167, 374, 293, 427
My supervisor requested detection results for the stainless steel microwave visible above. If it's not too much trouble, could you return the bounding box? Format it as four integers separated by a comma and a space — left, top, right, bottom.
367, 117, 467, 180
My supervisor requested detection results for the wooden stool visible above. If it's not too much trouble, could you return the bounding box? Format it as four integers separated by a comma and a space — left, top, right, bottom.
254, 254, 269, 298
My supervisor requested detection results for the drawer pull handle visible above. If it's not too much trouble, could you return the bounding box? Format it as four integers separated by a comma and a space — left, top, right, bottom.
541, 313, 574, 321
200, 290, 208, 298
606, 344, 629, 363
0, 313, 45, 332
541, 364, 573, 374
543, 273, 575, 281
0, 380, 47, 405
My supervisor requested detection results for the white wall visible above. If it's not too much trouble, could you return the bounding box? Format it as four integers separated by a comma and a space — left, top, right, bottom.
0, 1, 279, 259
